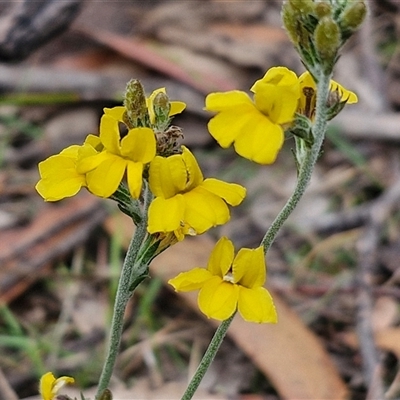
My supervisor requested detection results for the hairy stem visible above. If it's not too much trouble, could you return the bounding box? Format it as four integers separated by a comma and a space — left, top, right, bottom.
261, 72, 332, 253
95, 185, 153, 399
181, 314, 235, 400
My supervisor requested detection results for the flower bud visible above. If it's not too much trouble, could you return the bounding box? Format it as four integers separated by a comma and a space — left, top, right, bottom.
287, 0, 314, 15
314, 2, 332, 19
314, 16, 341, 71
281, 2, 300, 45
153, 91, 171, 130
123, 79, 150, 128
342, 1, 367, 31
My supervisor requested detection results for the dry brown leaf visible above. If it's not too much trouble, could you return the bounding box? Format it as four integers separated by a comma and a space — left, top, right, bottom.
341, 328, 400, 359
0, 194, 106, 303
75, 29, 236, 94
371, 296, 399, 332
209, 23, 288, 45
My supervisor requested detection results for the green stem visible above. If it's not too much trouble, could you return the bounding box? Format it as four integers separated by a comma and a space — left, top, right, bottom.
95, 185, 153, 399
181, 314, 235, 400
261, 72, 332, 254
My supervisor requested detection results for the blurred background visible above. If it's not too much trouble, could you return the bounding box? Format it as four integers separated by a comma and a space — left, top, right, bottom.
1, 0, 400, 399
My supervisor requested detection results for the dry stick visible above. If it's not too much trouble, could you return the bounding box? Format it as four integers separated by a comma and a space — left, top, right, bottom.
0, 367, 18, 400
355, 179, 400, 398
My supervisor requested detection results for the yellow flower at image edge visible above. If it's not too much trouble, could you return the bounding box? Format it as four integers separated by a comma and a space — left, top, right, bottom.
169, 237, 277, 323
39, 372, 74, 400
147, 146, 246, 239
205, 67, 300, 165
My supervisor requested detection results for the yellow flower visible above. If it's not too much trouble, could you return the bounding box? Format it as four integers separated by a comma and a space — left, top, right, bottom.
169, 237, 277, 323
77, 108, 156, 198
147, 88, 186, 124
35, 135, 100, 201
298, 71, 358, 118
205, 67, 300, 164
39, 372, 74, 400
147, 147, 246, 240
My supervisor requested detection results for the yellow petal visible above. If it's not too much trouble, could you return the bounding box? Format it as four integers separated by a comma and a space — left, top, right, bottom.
207, 236, 234, 277
168, 268, 213, 291
183, 187, 230, 234
330, 80, 358, 104
36, 155, 85, 201
36, 176, 85, 202
298, 71, 316, 90
147, 195, 185, 233
104, 106, 125, 121
253, 84, 299, 124
181, 146, 203, 189
84, 134, 103, 151
206, 92, 257, 148
233, 246, 265, 288
126, 161, 143, 198
52, 376, 75, 393
238, 286, 277, 323
198, 276, 239, 320
99, 114, 121, 155
170, 101, 186, 116
251, 67, 299, 90
299, 71, 358, 109
39, 372, 56, 400
233, 115, 284, 164
207, 106, 260, 149
39, 372, 74, 400
76, 150, 109, 174
120, 127, 156, 163
251, 67, 300, 124
149, 154, 188, 198
86, 154, 126, 198
205, 90, 254, 112
201, 178, 246, 206
298, 71, 317, 115
59, 145, 80, 158
147, 88, 165, 123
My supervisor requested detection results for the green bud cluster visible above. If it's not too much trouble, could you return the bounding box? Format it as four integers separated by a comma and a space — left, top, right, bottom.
282, 0, 367, 75
123, 79, 150, 128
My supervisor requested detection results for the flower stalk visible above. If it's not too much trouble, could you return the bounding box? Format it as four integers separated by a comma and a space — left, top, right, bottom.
261, 70, 332, 253
95, 184, 153, 399
181, 314, 235, 400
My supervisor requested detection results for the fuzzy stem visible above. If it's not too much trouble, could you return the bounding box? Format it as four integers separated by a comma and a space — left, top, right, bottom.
95, 185, 153, 399
181, 314, 235, 400
261, 72, 332, 253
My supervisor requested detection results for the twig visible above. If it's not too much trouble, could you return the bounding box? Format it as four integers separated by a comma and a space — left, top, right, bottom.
335, 111, 400, 142
355, 179, 400, 397
0, 367, 18, 400
0, 0, 83, 61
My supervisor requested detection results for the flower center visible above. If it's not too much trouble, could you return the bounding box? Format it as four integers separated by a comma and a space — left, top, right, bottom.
223, 272, 234, 283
